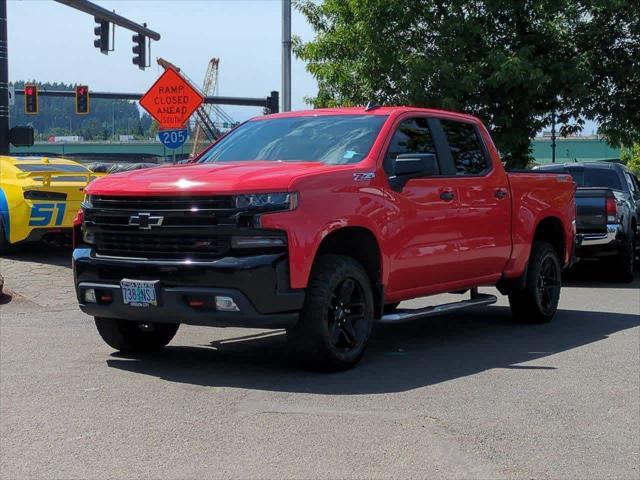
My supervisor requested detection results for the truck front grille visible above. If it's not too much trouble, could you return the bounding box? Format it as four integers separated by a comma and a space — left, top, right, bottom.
93, 232, 230, 259
84, 195, 238, 260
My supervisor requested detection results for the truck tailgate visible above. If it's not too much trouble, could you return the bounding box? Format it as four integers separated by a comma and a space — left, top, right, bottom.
575, 188, 611, 234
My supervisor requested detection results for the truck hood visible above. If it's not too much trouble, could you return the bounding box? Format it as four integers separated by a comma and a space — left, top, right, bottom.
85, 161, 341, 196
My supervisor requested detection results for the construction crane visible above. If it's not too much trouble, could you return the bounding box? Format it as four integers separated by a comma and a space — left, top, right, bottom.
191, 58, 222, 156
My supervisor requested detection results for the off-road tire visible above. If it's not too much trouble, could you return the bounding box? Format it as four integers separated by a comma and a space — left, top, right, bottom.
509, 241, 562, 324
94, 317, 179, 352
287, 254, 374, 371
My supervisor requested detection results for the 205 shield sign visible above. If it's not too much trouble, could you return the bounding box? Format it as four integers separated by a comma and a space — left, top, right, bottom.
159, 128, 188, 149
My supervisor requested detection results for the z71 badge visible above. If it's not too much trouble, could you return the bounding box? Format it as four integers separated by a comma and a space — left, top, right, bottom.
353, 172, 375, 181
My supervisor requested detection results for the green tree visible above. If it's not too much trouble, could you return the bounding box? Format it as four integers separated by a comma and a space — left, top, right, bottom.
295, 0, 638, 167
621, 144, 640, 175
576, 1, 640, 148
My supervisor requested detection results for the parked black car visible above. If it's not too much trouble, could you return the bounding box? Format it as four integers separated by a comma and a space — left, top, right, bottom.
535, 162, 639, 282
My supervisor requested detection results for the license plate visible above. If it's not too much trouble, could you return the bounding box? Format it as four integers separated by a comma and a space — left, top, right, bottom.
121, 279, 159, 307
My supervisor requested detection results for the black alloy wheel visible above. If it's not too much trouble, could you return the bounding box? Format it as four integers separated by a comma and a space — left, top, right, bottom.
536, 255, 561, 316
328, 278, 368, 353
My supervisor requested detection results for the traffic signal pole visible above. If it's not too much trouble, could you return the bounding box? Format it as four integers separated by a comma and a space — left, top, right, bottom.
14, 89, 280, 115
281, 0, 291, 112
0, 0, 9, 155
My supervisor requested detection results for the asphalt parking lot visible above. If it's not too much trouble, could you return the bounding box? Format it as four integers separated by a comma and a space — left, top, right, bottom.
1, 246, 638, 479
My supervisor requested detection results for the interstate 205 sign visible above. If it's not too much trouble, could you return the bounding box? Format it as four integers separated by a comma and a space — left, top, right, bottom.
139, 68, 204, 129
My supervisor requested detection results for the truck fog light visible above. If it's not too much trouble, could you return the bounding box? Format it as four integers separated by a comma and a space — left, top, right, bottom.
84, 288, 97, 303
215, 296, 240, 312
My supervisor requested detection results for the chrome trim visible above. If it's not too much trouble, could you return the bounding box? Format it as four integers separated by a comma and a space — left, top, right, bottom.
579, 224, 619, 246
92, 252, 221, 265
90, 251, 272, 267
78, 281, 121, 290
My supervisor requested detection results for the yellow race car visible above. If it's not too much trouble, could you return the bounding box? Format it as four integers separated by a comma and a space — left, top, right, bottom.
0, 155, 97, 253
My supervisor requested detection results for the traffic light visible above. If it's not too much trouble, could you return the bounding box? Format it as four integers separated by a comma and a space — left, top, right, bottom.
24, 84, 38, 114
94, 17, 110, 54
132, 33, 147, 70
75, 86, 90, 115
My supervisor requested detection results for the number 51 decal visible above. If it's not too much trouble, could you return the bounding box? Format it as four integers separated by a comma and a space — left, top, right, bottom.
29, 203, 66, 226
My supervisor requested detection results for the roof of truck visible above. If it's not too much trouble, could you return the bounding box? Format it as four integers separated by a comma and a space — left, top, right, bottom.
535, 161, 629, 172
258, 106, 481, 124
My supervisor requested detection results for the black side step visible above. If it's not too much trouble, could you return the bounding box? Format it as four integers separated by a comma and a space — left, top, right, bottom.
379, 290, 497, 324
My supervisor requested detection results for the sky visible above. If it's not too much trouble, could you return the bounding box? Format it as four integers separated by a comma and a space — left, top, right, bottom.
7, 0, 319, 122
6, 0, 598, 135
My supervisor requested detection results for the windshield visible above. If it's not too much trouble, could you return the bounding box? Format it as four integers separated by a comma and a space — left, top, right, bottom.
198, 114, 388, 165
570, 169, 623, 190
541, 167, 624, 191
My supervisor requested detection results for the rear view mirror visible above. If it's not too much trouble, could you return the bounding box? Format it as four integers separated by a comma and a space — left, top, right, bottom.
389, 153, 439, 191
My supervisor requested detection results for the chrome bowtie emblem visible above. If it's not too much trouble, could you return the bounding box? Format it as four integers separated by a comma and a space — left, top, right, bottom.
128, 212, 164, 230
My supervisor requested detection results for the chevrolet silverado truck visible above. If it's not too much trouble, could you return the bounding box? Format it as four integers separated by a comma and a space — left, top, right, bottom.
535, 162, 639, 282
73, 107, 576, 370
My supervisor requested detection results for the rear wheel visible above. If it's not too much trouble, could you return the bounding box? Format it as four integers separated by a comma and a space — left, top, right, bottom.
614, 230, 635, 283
287, 255, 374, 371
509, 241, 562, 324
0, 220, 9, 255
94, 317, 179, 352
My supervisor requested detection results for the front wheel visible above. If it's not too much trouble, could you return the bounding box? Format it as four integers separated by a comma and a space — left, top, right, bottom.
94, 317, 179, 352
287, 254, 374, 371
509, 241, 562, 324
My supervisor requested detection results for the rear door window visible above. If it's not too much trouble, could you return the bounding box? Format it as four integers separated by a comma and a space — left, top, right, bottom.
440, 120, 489, 175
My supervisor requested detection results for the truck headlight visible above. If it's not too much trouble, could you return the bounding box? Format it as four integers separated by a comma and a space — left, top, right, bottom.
82, 195, 93, 209
234, 192, 298, 212
82, 227, 95, 245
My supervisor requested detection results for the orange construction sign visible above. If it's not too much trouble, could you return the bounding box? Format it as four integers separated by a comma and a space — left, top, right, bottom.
139, 68, 204, 129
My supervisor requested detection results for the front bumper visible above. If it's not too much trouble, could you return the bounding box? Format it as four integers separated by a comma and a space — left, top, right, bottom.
73, 248, 305, 329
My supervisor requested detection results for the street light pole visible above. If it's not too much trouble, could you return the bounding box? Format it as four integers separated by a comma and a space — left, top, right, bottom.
281, 0, 291, 112
111, 102, 115, 140
0, 0, 10, 155
551, 113, 557, 164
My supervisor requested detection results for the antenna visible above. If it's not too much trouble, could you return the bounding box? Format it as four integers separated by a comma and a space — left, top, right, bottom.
364, 101, 380, 111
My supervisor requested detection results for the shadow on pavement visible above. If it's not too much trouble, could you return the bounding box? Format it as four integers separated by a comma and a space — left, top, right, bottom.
563, 263, 640, 289
106, 306, 639, 394
2, 244, 72, 268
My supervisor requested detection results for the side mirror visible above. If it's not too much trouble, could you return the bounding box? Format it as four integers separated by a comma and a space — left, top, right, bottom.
388, 153, 439, 191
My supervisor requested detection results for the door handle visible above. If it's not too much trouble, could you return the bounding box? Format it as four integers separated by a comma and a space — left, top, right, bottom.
495, 189, 508, 200
440, 191, 455, 201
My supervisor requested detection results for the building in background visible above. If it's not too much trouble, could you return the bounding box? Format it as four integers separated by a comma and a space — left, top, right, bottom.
532, 136, 620, 164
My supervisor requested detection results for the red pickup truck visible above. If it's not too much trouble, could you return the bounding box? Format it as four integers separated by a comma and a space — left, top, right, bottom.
73, 107, 576, 370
